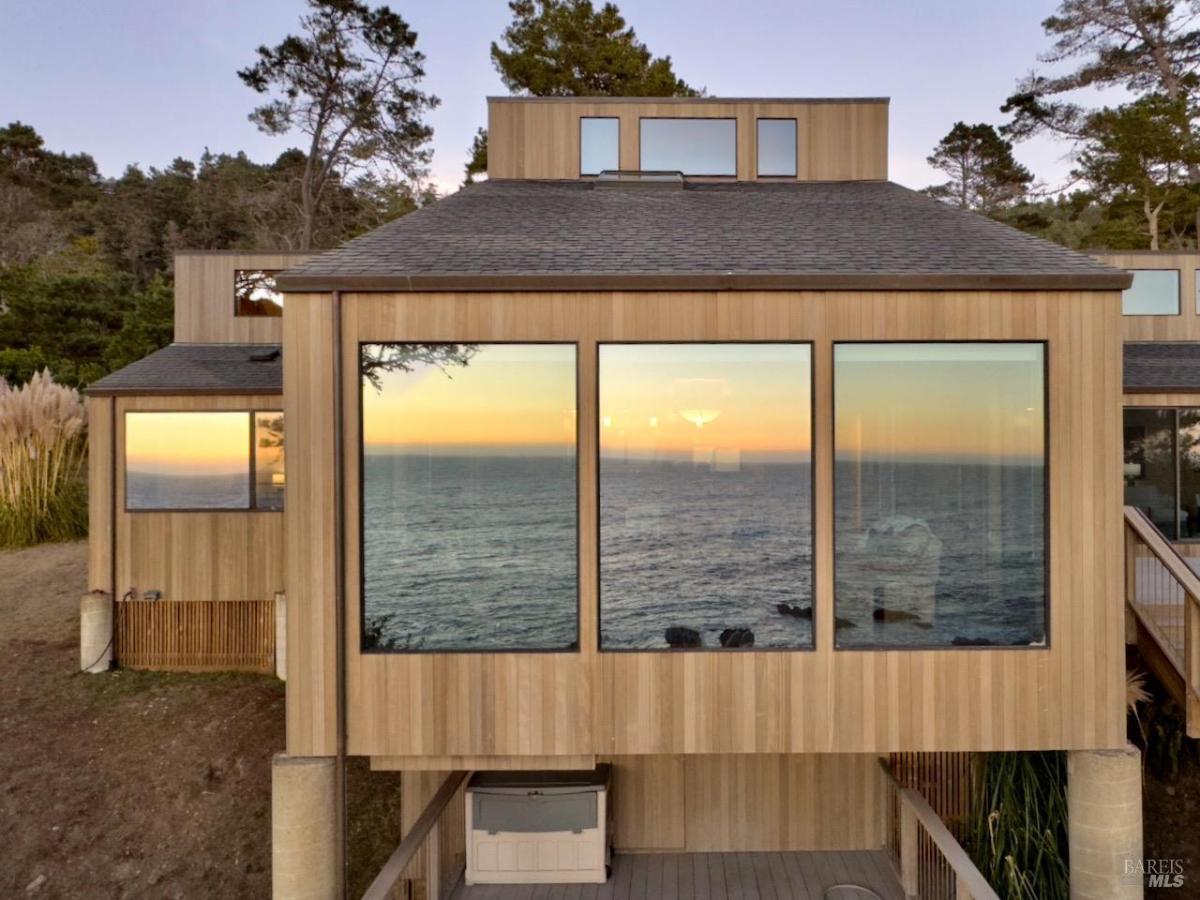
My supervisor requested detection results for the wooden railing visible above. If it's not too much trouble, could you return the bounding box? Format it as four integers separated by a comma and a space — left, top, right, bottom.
362, 771, 467, 900
1124, 505, 1200, 737
115, 598, 275, 673
880, 759, 999, 900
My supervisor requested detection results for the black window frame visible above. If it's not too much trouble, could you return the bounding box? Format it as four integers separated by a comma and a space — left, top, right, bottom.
755, 117, 798, 178
595, 340, 817, 653
1121, 268, 1181, 317
830, 339, 1051, 652
233, 269, 285, 318
637, 117, 738, 177
123, 409, 285, 513
579, 116, 620, 177
1124, 405, 1200, 543
357, 340, 582, 655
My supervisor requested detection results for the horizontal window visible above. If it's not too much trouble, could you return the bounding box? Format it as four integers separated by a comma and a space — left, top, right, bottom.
580, 117, 619, 176
599, 343, 813, 650
639, 118, 736, 176
1124, 407, 1200, 541
1122, 269, 1179, 315
757, 118, 797, 177
360, 342, 578, 652
234, 269, 283, 317
833, 343, 1046, 649
125, 410, 285, 511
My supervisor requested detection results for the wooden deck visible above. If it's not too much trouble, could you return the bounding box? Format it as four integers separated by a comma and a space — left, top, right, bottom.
450, 851, 904, 900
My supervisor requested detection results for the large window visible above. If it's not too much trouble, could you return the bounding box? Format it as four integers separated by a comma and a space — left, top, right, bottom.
580, 117, 619, 176
125, 410, 285, 511
833, 344, 1047, 649
639, 118, 736, 176
599, 343, 813, 650
757, 119, 797, 177
235, 269, 284, 317
1122, 269, 1179, 315
360, 343, 578, 652
1124, 407, 1200, 540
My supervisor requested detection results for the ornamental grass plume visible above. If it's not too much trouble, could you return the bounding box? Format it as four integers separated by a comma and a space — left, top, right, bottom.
0, 370, 88, 547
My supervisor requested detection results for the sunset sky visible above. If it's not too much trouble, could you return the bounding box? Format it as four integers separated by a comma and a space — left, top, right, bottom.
125, 412, 250, 475
600, 344, 811, 462
362, 344, 576, 455
835, 343, 1045, 463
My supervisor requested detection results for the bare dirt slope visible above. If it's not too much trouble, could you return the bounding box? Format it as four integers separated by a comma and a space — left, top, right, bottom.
0, 541, 284, 899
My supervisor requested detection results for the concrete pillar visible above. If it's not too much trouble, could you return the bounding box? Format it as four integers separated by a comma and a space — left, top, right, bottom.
79, 592, 113, 673
1069, 746, 1143, 900
272, 754, 337, 900
274, 592, 287, 682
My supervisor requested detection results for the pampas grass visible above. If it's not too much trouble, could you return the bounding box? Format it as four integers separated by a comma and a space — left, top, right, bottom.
0, 370, 88, 547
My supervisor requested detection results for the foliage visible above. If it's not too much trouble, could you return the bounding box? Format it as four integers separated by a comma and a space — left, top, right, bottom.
0, 371, 88, 547
491, 0, 699, 97
995, 192, 1106, 248
924, 122, 1034, 212
239, 0, 438, 249
968, 752, 1070, 900
464, 127, 489, 184
360, 342, 478, 392
1073, 94, 1200, 248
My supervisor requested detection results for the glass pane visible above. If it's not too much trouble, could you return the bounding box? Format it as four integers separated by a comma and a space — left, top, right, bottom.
757, 119, 797, 177
1122, 270, 1179, 315
254, 412, 285, 511
640, 119, 736, 176
125, 412, 250, 510
599, 344, 813, 650
235, 269, 283, 317
580, 117, 618, 175
360, 343, 578, 651
834, 343, 1046, 648
1179, 411, 1200, 539
1126, 409, 1179, 539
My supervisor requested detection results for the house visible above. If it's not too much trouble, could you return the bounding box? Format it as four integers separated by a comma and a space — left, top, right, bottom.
86, 97, 1150, 899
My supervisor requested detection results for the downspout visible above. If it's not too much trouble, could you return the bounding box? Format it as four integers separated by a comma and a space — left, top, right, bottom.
109, 398, 118, 653
331, 289, 348, 899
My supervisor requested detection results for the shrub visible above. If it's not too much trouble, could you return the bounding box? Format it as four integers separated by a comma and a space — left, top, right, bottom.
0, 370, 88, 547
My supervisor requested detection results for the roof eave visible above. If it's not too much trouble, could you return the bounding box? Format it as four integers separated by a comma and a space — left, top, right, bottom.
85, 385, 283, 398
275, 271, 1133, 294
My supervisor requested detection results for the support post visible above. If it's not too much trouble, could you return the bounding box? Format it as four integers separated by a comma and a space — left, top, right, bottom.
272, 754, 337, 900
1186, 596, 1200, 738
79, 591, 113, 673
899, 799, 918, 898
1125, 531, 1138, 645
1068, 746, 1143, 900
274, 592, 287, 682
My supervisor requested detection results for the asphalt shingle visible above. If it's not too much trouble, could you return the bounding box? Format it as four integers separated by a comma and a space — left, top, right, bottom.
87, 344, 282, 396
1124, 342, 1200, 393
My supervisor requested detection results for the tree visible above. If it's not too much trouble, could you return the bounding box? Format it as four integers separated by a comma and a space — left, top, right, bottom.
491, 0, 698, 97
1073, 94, 1200, 248
923, 122, 1034, 212
360, 343, 478, 392
1003, 1, 1200, 153
238, 0, 438, 250
466, 0, 699, 184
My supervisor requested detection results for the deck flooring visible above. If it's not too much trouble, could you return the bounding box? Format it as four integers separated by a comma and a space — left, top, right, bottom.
450, 850, 904, 900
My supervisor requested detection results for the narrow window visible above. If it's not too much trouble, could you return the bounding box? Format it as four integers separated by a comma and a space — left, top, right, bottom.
757, 119, 797, 177
1124, 408, 1200, 541
1122, 269, 1179, 315
599, 343, 813, 650
360, 343, 578, 652
234, 269, 283, 317
580, 117, 619, 176
833, 343, 1047, 648
254, 412, 286, 511
639, 118, 736, 176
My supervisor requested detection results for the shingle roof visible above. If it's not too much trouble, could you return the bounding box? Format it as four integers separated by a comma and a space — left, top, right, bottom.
1124, 342, 1200, 393
275, 179, 1131, 292
87, 344, 282, 396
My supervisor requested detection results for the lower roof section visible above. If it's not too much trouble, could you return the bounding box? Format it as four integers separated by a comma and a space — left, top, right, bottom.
86, 343, 282, 397
1125, 342, 1200, 394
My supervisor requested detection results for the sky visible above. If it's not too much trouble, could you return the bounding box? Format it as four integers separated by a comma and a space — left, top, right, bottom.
126, 412, 250, 474
1, 0, 1121, 197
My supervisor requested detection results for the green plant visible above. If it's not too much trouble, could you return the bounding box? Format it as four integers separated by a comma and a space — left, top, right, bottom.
968, 751, 1070, 900
0, 369, 88, 546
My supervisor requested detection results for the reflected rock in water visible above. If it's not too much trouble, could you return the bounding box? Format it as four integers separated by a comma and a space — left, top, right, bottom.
665, 626, 701, 648
776, 603, 812, 619
719, 627, 755, 648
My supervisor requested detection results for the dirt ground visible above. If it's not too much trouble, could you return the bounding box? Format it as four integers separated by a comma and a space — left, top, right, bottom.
0, 541, 404, 899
